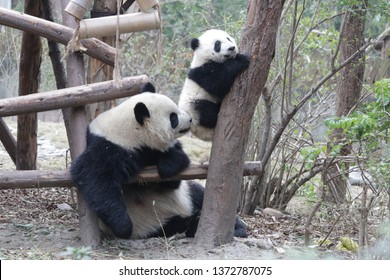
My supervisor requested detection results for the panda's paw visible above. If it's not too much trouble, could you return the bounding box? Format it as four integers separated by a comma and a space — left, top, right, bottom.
235, 54, 250, 69
158, 142, 190, 178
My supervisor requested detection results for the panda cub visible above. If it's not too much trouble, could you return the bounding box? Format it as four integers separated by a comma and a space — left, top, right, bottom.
70, 83, 247, 239
179, 29, 250, 141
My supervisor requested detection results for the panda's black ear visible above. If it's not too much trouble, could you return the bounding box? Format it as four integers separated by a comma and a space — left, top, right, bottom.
141, 82, 156, 93
190, 38, 200, 50
134, 102, 150, 125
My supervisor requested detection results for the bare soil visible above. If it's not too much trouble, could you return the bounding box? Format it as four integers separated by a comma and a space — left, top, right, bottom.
0, 119, 388, 260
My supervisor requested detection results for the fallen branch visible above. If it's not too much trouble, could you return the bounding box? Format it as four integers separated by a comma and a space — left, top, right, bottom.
0, 161, 262, 190
0, 75, 148, 117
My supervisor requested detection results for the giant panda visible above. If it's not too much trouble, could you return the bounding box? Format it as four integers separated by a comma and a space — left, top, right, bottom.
70, 83, 247, 239
178, 29, 250, 141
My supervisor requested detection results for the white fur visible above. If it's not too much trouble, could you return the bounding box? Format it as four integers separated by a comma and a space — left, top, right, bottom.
178, 79, 216, 141
123, 181, 194, 239
179, 29, 238, 141
190, 29, 238, 68
89, 93, 191, 151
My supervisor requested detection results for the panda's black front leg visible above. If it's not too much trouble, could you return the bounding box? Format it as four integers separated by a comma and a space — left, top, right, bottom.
218, 54, 250, 90
194, 99, 221, 128
157, 141, 190, 179
188, 54, 250, 99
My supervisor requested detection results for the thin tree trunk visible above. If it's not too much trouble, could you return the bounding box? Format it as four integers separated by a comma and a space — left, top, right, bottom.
16, 0, 42, 170
324, 2, 367, 203
194, 0, 285, 248
61, 0, 100, 248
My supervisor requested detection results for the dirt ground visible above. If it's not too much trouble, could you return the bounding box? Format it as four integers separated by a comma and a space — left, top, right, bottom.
0, 119, 389, 260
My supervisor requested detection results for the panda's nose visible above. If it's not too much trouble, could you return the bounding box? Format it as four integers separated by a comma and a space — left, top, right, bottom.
228, 46, 235, 51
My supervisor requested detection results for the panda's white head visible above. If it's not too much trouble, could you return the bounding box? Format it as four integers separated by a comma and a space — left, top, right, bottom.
190, 29, 238, 68
89, 83, 192, 151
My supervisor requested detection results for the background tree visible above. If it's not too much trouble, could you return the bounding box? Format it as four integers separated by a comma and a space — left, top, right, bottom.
323, 0, 368, 203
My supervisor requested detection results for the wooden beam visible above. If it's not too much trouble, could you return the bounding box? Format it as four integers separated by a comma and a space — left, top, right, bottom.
0, 162, 262, 190
0, 117, 17, 164
0, 7, 116, 66
0, 75, 148, 117
60, 0, 100, 247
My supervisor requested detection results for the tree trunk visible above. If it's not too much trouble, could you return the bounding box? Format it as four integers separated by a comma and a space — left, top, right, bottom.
194, 0, 285, 248
324, 3, 367, 203
61, 0, 101, 248
16, 0, 42, 170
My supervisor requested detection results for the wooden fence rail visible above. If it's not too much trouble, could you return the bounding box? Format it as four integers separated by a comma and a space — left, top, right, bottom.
0, 7, 116, 66
0, 162, 262, 190
0, 76, 148, 117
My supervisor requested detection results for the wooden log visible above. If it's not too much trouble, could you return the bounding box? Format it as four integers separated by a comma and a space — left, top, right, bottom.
0, 162, 262, 190
0, 75, 148, 117
0, 117, 17, 164
0, 7, 116, 66
60, 0, 100, 247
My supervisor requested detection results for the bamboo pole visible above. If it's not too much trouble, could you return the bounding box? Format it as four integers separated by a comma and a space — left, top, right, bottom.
65, 0, 94, 19
0, 162, 262, 190
0, 75, 148, 117
78, 11, 160, 39
0, 7, 116, 66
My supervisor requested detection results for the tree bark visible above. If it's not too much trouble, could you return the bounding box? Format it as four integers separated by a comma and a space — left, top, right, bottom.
194, 0, 285, 248
61, 0, 100, 248
324, 3, 367, 203
16, 0, 42, 170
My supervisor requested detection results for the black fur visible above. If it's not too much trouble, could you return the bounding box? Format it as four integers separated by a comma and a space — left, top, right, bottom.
141, 82, 156, 93
191, 38, 200, 50
71, 131, 248, 239
134, 102, 150, 125
194, 99, 221, 128
188, 54, 250, 99
70, 130, 190, 238
138, 180, 247, 238
186, 54, 249, 132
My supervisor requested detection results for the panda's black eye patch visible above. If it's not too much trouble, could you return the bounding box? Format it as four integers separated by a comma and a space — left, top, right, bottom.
170, 113, 179, 129
214, 40, 221, 52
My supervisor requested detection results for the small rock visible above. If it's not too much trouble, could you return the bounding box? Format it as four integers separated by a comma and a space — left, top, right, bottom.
57, 203, 73, 211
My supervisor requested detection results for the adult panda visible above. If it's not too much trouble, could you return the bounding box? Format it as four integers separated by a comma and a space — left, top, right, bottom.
70, 83, 247, 239
178, 29, 250, 141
